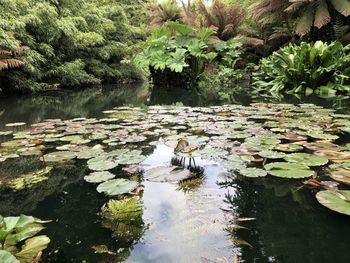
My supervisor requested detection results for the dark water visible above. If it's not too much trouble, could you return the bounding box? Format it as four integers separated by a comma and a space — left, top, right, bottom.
1, 84, 350, 263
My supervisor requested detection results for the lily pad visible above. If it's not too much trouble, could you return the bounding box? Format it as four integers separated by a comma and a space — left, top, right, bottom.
240, 168, 267, 178
87, 155, 120, 171
5, 122, 26, 127
274, 143, 303, 152
330, 169, 350, 185
258, 150, 286, 159
97, 179, 139, 196
316, 190, 350, 216
84, 171, 116, 183
314, 150, 350, 161
144, 166, 193, 182
40, 151, 76, 162
264, 162, 314, 179
284, 153, 328, 167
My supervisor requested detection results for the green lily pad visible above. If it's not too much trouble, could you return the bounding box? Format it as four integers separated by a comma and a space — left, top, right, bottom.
96, 179, 139, 196
40, 151, 76, 162
264, 162, 314, 179
76, 149, 104, 160
258, 150, 286, 159
274, 143, 303, 152
87, 155, 120, 171
284, 153, 328, 167
60, 135, 90, 145
84, 171, 116, 183
316, 190, 350, 216
143, 166, 193, 182
240, 168, 267, 178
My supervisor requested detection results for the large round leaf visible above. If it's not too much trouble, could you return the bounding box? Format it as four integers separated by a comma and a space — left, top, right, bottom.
314, 150, 350, 161
40, 151, 76, 162
240, 168, 267, 178
264, 162, 314, 178
144, 166, 193, 182
97, 179, 139, 196
284, 153, 328, 167
84, 171, 116, 183
316, 190, 350, 216
330, 169, 350, 185
87, 155, 119, 171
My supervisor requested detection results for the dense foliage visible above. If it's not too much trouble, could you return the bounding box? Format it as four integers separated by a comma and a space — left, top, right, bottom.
253, 41, 350, 95
0, 0, 145, 93
250, 0, 350, 41
135, 22, 218, 84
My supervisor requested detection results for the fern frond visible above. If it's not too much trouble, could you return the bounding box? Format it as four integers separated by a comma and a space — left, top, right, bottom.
330, 0, 350, 17
0, 58, 25, 70
314, 0, 331, 29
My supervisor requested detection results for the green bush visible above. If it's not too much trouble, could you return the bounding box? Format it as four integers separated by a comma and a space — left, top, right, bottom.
134, 21, 218, 85
0, 0, 145, 93
253, 41, 350, 96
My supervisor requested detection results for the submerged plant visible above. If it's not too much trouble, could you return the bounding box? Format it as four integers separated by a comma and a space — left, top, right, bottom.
254, 41, 350, 96
0, 214, 50, 262
100, 197, 144, 243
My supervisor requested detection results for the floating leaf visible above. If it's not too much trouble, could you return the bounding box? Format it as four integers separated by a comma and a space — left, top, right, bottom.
84, 171, 116, 183
316, 190, 350, 216
240, 168, 267, 178
274, 143, 303, 152
258, 150, 286, 159
314, 150, 350, 161
96, 179, 139, 196
284, 153, 328, 167
5, 122, 26, 127
264, 162, 314, 178
330, 169, 350, 185
40, 151, 76, 162
144, 166, 193, 182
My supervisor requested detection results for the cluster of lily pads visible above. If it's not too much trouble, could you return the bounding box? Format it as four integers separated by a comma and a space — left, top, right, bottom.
1, 103, 350, 221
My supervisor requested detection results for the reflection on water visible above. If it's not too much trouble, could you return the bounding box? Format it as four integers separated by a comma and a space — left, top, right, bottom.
1, 84, 350, 262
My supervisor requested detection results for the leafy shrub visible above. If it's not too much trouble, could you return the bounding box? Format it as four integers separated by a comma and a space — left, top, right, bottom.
0, 0, 145, 92
135, 21, 217, 85
0, 214, 50, 262
253, 41, 350, 96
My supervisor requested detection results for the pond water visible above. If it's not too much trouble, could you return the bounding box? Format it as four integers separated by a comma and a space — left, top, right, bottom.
1, 83, 350, 263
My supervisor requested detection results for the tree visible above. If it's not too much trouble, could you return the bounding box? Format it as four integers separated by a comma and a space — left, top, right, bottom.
249, 0, 350, 38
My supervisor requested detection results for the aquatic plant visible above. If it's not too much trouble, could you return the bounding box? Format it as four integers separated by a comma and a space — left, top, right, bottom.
254, 41, 350, 96
0, 215, 50, 262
